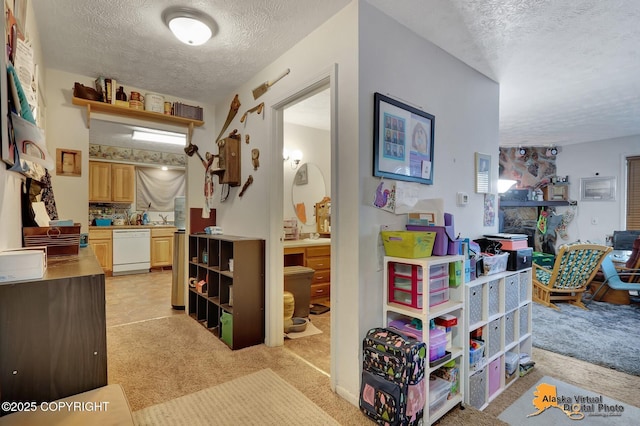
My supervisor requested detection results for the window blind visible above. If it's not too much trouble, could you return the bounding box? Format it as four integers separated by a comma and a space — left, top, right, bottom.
627, 156, 640, 229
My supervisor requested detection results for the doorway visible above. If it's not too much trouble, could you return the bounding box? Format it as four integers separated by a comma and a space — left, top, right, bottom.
281, 84, 332, 373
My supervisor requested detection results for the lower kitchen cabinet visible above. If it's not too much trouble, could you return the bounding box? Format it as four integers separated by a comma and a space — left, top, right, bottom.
151, 227, 176, 268
88, 228, 112, 274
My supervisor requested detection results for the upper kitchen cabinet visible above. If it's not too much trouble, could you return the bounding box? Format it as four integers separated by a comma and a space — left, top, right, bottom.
89, 161, 135, 203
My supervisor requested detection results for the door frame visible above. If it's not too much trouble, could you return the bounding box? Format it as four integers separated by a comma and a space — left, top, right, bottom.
267, 63, 338, 383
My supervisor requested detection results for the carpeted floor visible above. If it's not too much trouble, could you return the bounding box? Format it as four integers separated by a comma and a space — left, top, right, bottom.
531, 300, 640, 376
106, 271, 640, 425
133, 369, 340, 425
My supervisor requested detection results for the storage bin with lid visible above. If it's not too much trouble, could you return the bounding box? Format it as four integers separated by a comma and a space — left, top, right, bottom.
429, 375, 450, 410
429, 328, 447, 361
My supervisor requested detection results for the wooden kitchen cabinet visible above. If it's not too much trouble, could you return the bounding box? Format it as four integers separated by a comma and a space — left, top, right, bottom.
151, 227, 176, 268
89, 161, 135, 203
88, 228, 112, 274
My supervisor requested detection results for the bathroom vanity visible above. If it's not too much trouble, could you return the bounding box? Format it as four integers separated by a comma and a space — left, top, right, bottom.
283, 239, 331, 304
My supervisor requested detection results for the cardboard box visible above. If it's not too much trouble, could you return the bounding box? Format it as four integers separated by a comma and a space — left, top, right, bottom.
0, 247, 47, 282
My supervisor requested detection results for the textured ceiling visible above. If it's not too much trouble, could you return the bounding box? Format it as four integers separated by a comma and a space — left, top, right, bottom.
32, 0, 640, 146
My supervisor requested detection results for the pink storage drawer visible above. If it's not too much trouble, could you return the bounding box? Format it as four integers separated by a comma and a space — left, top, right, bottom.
488, 357, 502, 398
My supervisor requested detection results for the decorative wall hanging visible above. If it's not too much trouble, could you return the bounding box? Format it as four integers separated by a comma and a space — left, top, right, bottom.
240, 102, 264, 123
56, 148, 81, 176
252, 69, 290, 100
580, 176, 616, 201
373, 93, 434, 185
475, 152, 491, 193
251, 148, 260, 170
483, 193, 496, 226
499, 147, 557, 188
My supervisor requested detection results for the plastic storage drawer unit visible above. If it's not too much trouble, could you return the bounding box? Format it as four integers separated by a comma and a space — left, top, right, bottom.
429, 375, 450, 412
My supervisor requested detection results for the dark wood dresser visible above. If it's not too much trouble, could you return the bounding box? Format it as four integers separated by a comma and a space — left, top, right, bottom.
0, 248, 107, 410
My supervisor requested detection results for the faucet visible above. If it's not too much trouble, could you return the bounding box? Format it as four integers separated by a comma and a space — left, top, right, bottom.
159, 214, 168, 225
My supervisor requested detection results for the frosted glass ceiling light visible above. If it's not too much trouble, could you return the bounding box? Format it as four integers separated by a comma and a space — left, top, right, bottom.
163, 8, 215, 46
132, 129, 186, 146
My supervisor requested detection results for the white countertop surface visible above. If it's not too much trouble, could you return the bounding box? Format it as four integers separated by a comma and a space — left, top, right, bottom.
283, 238, 331, 248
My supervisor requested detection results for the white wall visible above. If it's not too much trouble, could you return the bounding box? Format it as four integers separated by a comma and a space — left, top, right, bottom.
357, 0, 500, 380
556, 135, 640, 244
283, 122, 331, 232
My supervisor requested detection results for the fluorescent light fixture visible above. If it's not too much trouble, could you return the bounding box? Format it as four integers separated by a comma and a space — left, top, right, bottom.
162, 7, 216, 46
132, 130, 186, 146
498, 179, 518, 193
161, 166, 168, 171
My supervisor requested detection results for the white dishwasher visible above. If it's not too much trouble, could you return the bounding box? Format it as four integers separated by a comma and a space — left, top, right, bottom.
112, 229, 151, 276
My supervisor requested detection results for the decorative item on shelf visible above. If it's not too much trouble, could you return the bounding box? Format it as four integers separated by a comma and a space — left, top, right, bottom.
115, 86, 127, 101
73, 82, 101, 101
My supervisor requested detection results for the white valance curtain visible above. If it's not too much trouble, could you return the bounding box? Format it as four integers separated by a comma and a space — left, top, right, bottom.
136, 167, 185, 211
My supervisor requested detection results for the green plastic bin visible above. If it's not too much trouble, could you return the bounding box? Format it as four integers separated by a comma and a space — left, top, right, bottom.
221, 312, 233, 347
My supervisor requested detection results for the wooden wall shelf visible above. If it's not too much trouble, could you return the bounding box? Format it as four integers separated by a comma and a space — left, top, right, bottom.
72, 96, 205, 129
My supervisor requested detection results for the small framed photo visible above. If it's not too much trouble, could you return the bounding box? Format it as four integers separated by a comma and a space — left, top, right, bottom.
580, 176, 616, 201
373, 93, 435, 185
56, 148, 82, 177
475, 152, 491, 193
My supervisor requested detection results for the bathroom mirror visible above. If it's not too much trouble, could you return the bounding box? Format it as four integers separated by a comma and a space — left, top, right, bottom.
291, 162, 326, 226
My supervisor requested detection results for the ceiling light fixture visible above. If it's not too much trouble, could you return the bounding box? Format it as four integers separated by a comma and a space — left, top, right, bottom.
162, 7, 216, 46
132, 129, 186, 146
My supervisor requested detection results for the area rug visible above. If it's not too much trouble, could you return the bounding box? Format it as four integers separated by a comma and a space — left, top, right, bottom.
531, 300, 640, 376
284, 321, 322, 339
498, 376, 640, 425
132, 368, 339, 425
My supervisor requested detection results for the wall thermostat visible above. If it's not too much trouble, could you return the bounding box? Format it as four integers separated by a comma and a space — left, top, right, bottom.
457, 192, 469, 206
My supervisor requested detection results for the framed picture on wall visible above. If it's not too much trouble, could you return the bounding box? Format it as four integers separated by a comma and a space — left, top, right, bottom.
580, 176, 616, 201
475, 152, 491, 193
373, 92, 435, 185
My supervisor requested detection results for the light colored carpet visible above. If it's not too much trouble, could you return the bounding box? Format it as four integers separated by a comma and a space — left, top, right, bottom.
285, 321, 322, 339
133, 369, 340, 425
498, 376, 640, 425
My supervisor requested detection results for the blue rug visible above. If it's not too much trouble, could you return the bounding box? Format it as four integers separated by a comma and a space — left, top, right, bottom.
499, 376, 640, 425
532, 300, 640, 376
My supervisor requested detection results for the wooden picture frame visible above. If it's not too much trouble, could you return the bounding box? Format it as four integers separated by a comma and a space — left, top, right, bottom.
373, 92, 435, 185
56, 148, 82, 177
475, 152, 491, 193
580, 176, 616, 201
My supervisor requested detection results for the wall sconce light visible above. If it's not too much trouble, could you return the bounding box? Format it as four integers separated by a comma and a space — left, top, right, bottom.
162, 7, 216, 46
282, 149, 290, 161
291, 150, 303, 168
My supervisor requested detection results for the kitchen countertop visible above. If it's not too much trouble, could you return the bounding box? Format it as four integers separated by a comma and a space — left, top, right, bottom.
283, 238, 331, 248
88, 225, 177, 230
